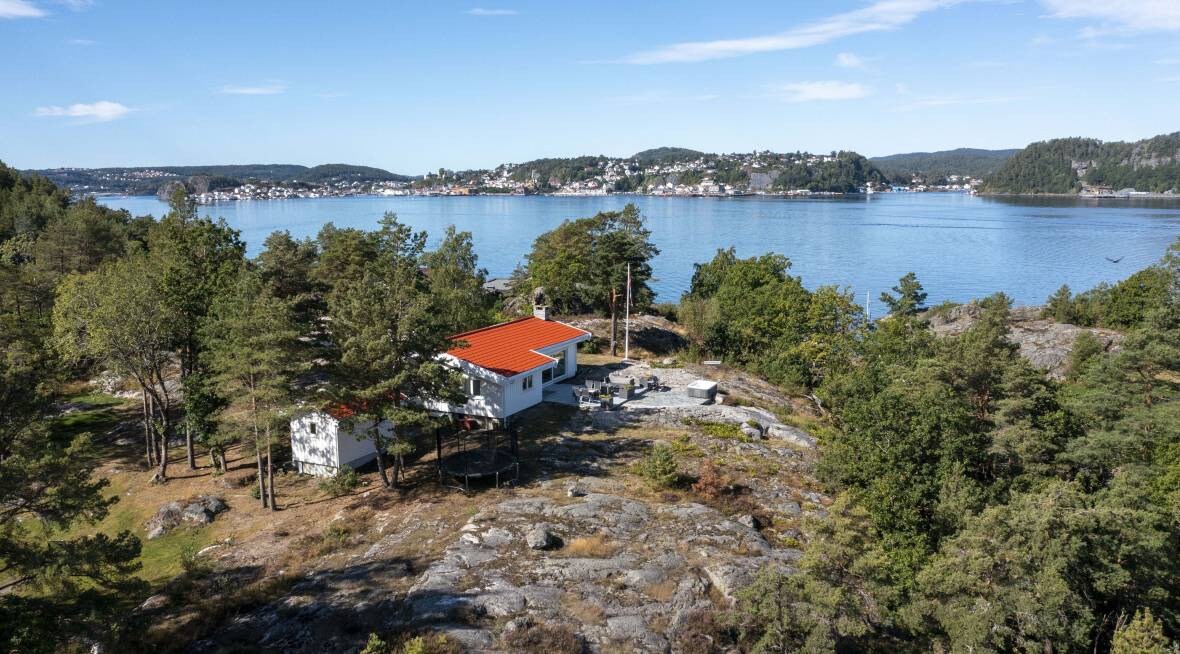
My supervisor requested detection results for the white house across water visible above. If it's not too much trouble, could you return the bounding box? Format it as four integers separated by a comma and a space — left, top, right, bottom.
289, 309, 590, 476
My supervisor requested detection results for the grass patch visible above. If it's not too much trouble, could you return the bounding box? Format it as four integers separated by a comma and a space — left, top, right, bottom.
560, 534, 619, 558
682, 418, 748, 442
667, 434, 704, 458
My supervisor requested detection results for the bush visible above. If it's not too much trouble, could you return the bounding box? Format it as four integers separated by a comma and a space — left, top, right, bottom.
399, 635, 462, 654
500, 620, 583, 654
691, 459, 728, 500
670, 609, 737, 654
318, 465, 360, 497
634, 443, 680, 488
651, 302, 679, 322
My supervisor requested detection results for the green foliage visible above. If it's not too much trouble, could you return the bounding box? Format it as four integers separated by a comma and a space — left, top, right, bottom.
326, 213, 465, 487
520, 203, 659, 323
360, 633, 389, 654
634, 443, 680, 488
683, 418, 745, 440
880, 272, 928, 317
735, 495, 900, 653
421, 226, 494, 334
318, 466, 361, 497
680, 249, 865, 387
1112, 609, 1176, 654
771, 151, 888, 192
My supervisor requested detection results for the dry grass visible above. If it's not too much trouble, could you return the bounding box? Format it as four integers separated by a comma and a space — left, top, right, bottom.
559, 533, 620, 558
643, 578, 680, 603
499, 621, 583, 654
561, 592, 606, 625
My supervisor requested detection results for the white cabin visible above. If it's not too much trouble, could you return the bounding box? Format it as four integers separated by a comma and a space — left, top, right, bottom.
289, 410, 391, 477
426, 312, 590, 424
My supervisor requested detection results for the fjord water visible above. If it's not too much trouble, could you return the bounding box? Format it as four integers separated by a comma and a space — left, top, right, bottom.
99, 193, 1180, 311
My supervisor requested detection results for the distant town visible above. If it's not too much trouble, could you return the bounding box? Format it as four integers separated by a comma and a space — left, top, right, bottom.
31, 148, 985, 204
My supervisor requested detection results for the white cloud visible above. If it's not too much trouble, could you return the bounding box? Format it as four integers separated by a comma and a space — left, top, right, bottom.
466, 8, 517, 16
1155, 57, 1180, 64
53, 0, 93, 10
835, 52, 866, 68
772, 81, 872, 102
0, 0, 45, 18
1039, 0, 1180, 32
895, 94, 1016, 110
218, 81, 286, 95
33, 100, 132, 123
620, 0, 963, 64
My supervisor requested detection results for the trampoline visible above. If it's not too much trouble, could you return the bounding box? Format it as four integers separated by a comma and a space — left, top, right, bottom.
436, 424, 519, 492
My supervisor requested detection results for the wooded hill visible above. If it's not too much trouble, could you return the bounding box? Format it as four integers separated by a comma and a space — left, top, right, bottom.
982, 132, 1180, 194
871, 147, 1019, 182
28, 163, 415, 195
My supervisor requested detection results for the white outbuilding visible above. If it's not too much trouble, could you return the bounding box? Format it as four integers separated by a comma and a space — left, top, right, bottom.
289, 409, 391, 477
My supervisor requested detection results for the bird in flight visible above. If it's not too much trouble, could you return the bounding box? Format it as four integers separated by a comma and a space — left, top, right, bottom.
1105, 256, 1124, 263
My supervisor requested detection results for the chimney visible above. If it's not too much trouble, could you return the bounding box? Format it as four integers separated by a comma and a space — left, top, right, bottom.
533, 305, 549, 321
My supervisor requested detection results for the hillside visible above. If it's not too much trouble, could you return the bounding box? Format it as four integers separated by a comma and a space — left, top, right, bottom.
871, 147, 1018, 182
631, 146, 706, 165
28, 163, 414, 195
982, 132, 1180, 194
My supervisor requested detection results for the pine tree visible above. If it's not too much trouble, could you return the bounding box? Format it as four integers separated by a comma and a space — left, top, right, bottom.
879, 272, 928, 317
203, 269, 299, 509
327, 213, 464, 488
1113, 609, 1176, 654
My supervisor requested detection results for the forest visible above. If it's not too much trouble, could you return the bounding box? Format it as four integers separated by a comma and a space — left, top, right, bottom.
983, 131, 1180, 194
1, 158, 1178, 652
869, 147, 1019, 183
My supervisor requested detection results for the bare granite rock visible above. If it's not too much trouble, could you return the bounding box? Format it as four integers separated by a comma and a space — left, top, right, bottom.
926, 304, 1123, 379
145, 495, 228, 539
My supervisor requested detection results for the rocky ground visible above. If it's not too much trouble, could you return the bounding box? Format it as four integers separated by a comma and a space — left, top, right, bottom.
926, 304, 1123, 379
120, 366, 822, 653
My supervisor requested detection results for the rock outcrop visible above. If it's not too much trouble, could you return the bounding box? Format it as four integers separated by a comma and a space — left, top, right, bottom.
145, 495, 228, 539
403, 486, 801, 652
926, 304, 1122, 379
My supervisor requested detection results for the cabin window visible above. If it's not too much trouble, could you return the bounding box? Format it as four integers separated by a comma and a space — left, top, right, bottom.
469, 377, 482, 397
542, 366, 554, 384
522, 374, 534, 390
309, 422, 317, 435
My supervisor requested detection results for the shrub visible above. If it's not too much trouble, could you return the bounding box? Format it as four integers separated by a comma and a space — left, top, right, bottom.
668, 434, 704, 457
634, 443, 680, 488
179, 539, 210, 578
360, 633, 389, 654
691, 459, 728, 500
399, 635, 462, 654
318, 465, 360, 497
500, 621, 583, 654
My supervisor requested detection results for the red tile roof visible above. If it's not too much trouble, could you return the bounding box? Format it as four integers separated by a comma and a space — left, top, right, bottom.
446, 317, 590, 377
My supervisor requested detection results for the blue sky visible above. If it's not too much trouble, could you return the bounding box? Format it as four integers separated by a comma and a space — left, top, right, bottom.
3, 0, 1179, 173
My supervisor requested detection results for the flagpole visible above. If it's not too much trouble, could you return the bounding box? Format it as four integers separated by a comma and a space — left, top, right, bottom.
624, 262, 631, 361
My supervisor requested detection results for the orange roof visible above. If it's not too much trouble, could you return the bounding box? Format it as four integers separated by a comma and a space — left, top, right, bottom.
446, 317, 590, 377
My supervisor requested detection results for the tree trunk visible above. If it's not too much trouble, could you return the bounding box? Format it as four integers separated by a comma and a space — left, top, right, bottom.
266, 426, 277, 511
609, 299, 618, 357
256, 449, 268, 508
373, 425, 391, 488
142, 391, 154, 467
152, 389, 169, 482
185, 423, 196, 470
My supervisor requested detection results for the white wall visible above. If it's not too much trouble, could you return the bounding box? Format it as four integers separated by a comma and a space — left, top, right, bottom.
289, 411, 383, 476
291, 412, 338, 475
504, 370, 543, 417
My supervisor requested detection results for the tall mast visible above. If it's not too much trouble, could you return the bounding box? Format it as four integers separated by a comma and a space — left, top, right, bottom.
624, 262, 631, 361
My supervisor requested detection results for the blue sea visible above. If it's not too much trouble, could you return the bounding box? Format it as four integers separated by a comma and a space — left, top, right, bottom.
99, 193, 1180, 313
